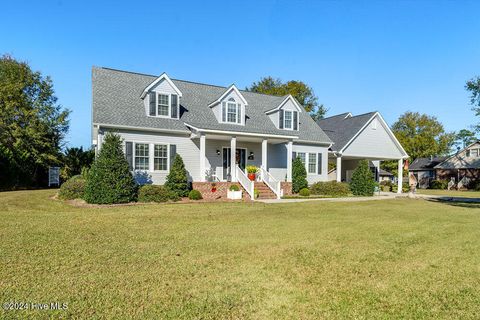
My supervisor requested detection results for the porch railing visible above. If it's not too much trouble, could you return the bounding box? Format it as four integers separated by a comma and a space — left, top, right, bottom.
259, 166, 281, 199
236, 165, 254, 200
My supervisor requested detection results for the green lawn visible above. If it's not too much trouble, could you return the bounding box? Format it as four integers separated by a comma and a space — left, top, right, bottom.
1, 190, 480, 319
417, 189, 480, 198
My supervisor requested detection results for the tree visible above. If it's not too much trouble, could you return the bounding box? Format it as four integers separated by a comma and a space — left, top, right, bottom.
60, 146, 95, 181
350, 160, 375, 196
455, 129, 477, 149
84, 133, 137, 204
310, 104, 328, 122
164, 154, 190, 197
247, 77, 326, 117
0, 54, 70, 189
466, 76, 480, 131
292, 157, 308, 193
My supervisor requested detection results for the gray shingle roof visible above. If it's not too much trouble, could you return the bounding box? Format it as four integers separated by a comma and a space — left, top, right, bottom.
316, 112, 377, 152
92, 67, 331, 143
409, 157, 447, 170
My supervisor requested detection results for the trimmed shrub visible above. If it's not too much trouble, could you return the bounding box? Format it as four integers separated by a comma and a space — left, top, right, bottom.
310, 181, 350, 197
299, 188, 310, 197
165, 155, 190, 197
84, 132, 137, 204
58, 175, 86, 200
430, 179, 448, 190
350, 160, 375, 196
188, 189, 202, 200
292, 157, 308, 193
229, 184, 240, 191
138, 185, 179, 202
392, 181, 410, 193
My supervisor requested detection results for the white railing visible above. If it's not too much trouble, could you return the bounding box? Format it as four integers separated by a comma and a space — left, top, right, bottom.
236, 165, 255, 200
260, 166, 281, 199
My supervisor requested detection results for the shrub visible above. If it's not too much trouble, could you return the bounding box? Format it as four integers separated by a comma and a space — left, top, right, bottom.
392, 181, 410, 193
84, 132, 137, 204
165, 155, 190, 197
58, 176, 86, 200
188, 189, 202, 200
310, 181, 350, 197
138, 185, 179, 202
430, 179, 448, 190
350, 160, 375, 196
473, 180, 480, 191
299, 188, 310, 197
254, 188, 259, 199
292, 157, 307, 193
229, 184, 240, 191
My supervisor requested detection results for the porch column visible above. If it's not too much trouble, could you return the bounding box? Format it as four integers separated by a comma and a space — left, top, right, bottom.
230, 136, 237, 182
286, 140, 293, 182
336, 155, 342, 182
199, 133, 206, 182
261, 139, 268, 170
397, 158, 403, 194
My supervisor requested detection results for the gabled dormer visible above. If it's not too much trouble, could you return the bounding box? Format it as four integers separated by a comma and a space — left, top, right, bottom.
265, 95, 302, 131
141, 73, 182, 119
208, 85, 247, 126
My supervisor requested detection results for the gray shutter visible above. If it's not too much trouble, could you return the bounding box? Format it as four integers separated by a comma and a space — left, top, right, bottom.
292, 151, 297, 160
169, 144, 176, 169
222, 102, 226, 122
125, 142, 133, 170
293, 111, 298, 130
237, 104, 241, 124
317, 153, 322, 174
171, 94, 178, 118
279, 110, 284, 129
149, 92, 156, 116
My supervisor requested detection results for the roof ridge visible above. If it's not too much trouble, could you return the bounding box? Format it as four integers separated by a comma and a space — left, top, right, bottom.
319, 112, 351, 120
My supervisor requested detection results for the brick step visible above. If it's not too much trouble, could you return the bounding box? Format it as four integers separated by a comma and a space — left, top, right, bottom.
254, 182, 277, 199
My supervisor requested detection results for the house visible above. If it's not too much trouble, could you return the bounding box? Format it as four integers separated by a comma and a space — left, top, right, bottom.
409, 156, 447, 188
379, 168, 394, 182
92, 67, 333, 200
317, 112, 408, 190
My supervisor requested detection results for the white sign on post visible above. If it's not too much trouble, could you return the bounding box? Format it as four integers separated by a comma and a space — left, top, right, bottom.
48, 167, 60, 187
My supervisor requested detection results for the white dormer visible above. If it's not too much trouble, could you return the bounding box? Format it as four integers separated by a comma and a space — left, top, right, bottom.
208, 85, 247, 126
141, 73, 182, 119
265, 95, 302, 131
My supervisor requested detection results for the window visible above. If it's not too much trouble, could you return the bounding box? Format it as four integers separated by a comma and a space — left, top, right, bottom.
284, 111, 292, 129
308, 153, 317, 174
135, 143, 149, 170
472, 149, 479, 157
227, 101, 237, 123
154, 144, 168, 171
297, 152, 306, 166
157, 94, 169, 116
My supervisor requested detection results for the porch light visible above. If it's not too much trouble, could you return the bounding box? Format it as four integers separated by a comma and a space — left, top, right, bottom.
216, 149, 220, 155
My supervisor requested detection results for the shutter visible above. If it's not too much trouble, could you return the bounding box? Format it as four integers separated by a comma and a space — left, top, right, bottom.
317, 153, 322, 175
169, 144, 176, 170
171, 94, 178, 118
292, 151, 297, 160
125, 142, 133, 170
293, 111, 298, 130
222, 102, 226, 122
237, 104, 241, 124
279, 110, 284, 129
149, 92, 156, 116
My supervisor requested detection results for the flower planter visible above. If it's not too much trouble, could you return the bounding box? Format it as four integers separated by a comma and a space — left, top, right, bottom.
248, 173, 256, 181
227, 190, 242, 200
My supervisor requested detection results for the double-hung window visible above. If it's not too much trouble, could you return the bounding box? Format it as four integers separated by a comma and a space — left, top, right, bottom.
297, 152, 306, 166
308, 153, 317, 174
227, 101, 237, 123
135, 143, 149, 170
284, 111, 293, 129
157, 94, 169, 116
154, 144, 168, 171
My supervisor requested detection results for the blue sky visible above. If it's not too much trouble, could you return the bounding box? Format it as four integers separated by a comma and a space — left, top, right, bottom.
1, 0, 479, 148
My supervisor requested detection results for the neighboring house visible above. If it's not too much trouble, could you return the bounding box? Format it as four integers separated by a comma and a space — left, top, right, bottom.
409, 156, 447, 188
379, 168, 394, 182
317, 112, 408, 192
92, 67, 332, 199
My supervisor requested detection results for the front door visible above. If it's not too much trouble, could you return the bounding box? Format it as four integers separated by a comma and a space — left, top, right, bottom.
223, 148, 246, 181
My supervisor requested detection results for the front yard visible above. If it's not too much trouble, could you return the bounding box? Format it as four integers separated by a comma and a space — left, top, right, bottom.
417, 189, 480, 198
1, 190, 480, 319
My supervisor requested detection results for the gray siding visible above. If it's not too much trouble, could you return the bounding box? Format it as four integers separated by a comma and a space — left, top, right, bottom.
293, 144, 329, 184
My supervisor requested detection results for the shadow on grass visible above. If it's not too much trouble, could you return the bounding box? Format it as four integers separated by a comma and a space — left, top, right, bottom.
426, 197, 480, 209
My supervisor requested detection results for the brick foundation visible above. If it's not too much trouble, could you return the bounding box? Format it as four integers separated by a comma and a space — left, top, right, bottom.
281, 182, 292, 196
192, 182, 249, 200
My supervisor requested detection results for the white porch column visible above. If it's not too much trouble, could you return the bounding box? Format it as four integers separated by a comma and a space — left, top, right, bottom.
230, 136, 237, 182
397, 158, 403, 194
286, 140, 293, 182
199, 133, 206, 182
262, 139, 268, 170
336, 155, 342, 182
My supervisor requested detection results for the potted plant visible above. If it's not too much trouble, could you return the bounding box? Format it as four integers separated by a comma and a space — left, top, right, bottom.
246, 165, 258, 181
211, 182, 217, 192
227, 184, 242, 200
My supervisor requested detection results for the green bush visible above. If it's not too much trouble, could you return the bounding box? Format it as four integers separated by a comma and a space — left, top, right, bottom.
299, 188, 310, 197
310, 181, 350, 197
188, 189, 202, 200
254, 188, 259, 199
430, 179, 448, 190
350, 160, 375, 196
229, 184, 240, 191
391, 181, 410, 193
84, 132, 137, 204
138, 185, 179, 202
58, 175, 86, 200
292, 157, 308, 193
165, 155, 190, 197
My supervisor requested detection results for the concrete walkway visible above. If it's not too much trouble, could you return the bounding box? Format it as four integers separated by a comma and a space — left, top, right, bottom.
258, 192, 406, 203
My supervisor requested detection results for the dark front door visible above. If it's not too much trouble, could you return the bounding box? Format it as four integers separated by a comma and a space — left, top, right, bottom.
223, 148, 246, 181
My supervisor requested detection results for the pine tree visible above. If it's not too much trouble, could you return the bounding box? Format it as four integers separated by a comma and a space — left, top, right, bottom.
84, 132, 137, 204
165, 154, 190, 197
292, 157, 308, 193
350, 160, 375, 196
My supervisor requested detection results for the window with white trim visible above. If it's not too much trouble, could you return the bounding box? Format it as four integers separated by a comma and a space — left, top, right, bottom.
284, 110, 293, 129
227, 101, 237, 123
308, 153, 317, 174
157, 94, 169, 116
297, 152, 306, 166
135, 143, 149, 170
154, 144, 168, 171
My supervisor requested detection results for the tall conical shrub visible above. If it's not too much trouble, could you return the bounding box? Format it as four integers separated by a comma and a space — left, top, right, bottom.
292, 157, 308, 193
350, 160, 375, 196
165, 154, 190, 197
84, 132, 137, 204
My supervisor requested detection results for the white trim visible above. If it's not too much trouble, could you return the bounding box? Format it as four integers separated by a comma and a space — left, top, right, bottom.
140, 73, 182, 99
296, 139, 333, 147
434, 140, 480, 168
208, 84, 248, 107
184, 123, 299, 139
152, 143, 170, 172
95, 123, 190, 135
222, 146, 248, 181
296, 151, 318, 176
265, 95, 303, 114
283, 110, 294, 130
124, 141, 171, 173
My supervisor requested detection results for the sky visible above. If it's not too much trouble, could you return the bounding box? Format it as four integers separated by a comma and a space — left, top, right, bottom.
1, 0, 479, 149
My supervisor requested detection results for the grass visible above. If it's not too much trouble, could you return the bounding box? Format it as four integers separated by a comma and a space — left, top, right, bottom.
417, 189, 480, 198
1, 190, 480, 319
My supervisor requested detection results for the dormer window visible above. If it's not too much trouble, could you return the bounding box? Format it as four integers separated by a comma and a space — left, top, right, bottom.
222, 98, 242, 124
284, 111, 293, 129
148, 92, 179, 119
158, 94, 169, 116
279, 109, 298, 130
